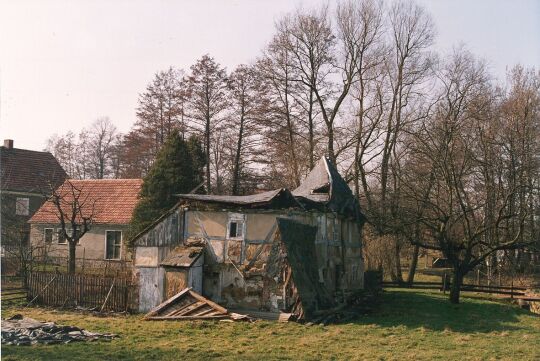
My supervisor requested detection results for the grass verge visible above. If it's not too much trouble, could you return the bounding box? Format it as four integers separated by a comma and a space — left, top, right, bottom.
2, 288, 539, 361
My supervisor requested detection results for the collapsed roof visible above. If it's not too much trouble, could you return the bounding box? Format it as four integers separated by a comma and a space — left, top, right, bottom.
176, 157, 364, 221
176, 188, 302, 209
273, 218, 335, 317
292, 157, 364, 221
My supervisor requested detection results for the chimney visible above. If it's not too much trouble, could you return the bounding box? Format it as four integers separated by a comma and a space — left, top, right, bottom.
3, 139, 13, 149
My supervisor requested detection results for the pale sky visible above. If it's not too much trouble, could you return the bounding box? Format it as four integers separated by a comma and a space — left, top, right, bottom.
1, 0, 539, 151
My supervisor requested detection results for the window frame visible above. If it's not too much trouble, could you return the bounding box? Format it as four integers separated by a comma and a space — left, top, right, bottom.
15, 197, 30, 216
56, 228, 81, 245
57, 228, 67, 244
226, 213, 245, 240
44, 228, 54, 244
104, 230, 122, 260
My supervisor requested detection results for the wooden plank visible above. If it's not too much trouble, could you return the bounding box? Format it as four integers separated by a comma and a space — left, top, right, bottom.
145, 288, 192, 318
100, 279, 116, 312
146, 315, 229, 321
166, 300, 199, 316
169, 301, 207, 317
192, 308, 216, 317
2, 290, 28, 296
188, 290, 228, 314
460, 288, 525, 296
1, 287, 27, 292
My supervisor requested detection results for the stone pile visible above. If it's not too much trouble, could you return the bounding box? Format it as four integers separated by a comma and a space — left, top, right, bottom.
1, 314, 118, 346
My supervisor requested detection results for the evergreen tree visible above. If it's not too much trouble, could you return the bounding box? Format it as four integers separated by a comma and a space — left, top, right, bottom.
127, 131, 205, 244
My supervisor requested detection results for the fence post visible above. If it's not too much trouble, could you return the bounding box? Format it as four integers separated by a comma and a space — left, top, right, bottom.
476, 269, 480, 286
511, 277, 514, 300
82, 248, 85, 275
442, 272, 447, 294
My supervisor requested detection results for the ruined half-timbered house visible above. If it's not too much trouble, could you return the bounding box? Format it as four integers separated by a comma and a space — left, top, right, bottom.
132, 157, 365, 319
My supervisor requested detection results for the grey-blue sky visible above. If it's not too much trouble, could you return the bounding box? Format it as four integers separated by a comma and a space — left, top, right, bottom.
0, 0, 538, 151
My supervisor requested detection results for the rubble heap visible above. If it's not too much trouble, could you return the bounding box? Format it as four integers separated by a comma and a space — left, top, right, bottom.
1, 314, 118, 346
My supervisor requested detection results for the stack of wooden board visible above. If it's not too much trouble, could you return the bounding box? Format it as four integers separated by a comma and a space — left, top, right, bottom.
144, 288, 229, 320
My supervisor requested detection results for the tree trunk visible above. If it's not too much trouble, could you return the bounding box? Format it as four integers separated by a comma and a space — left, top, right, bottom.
406, 244, 420, 285
308, 89, 315, 170
449, 266, 463, 304
232, 113, 245, 195
205, 117, 211, 193
68, 241, 76, 274
394, 239, 404, 284
327, 125, 336, 165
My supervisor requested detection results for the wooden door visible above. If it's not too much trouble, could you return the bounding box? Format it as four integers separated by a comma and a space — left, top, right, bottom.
165, 269, 189, 299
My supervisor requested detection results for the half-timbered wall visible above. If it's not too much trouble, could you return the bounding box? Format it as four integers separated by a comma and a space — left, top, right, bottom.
133, 207, 363, 313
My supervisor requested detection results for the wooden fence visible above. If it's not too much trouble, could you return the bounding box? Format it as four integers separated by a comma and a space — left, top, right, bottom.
1, 287, 27, 305
27, 271, 135, 312
381, 277, 533, 299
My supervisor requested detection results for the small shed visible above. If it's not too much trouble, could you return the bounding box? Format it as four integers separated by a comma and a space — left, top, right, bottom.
160, 246, 204, 298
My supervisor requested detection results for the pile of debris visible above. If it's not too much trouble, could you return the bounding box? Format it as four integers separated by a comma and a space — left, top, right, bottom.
1, 314, 118, 346
145, 288, 252, 322
306, 290, 381, 326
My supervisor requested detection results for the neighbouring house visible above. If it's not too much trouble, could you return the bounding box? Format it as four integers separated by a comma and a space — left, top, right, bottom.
29, 179, 143, 265
132, 157, 365, 319
0, 139, 67, 251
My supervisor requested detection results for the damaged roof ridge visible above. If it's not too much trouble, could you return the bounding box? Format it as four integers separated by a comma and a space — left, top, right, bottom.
175, 188, 303, 208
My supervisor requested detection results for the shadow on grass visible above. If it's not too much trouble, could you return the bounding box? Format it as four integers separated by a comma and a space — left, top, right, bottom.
356, 288, 536, 333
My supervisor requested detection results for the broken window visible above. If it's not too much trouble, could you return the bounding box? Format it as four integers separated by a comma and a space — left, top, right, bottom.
227, 213, 245, 239
105, 230, 122, 260
15, 197, 29, 216
312, 183, 330, 194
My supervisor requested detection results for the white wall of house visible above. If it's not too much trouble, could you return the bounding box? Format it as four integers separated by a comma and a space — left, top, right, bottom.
29, 223, 131, 262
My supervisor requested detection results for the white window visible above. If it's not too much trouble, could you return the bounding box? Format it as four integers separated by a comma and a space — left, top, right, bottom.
15, 197, 29, 216
44, 228, 54, 243
227, 213, 245, 240
105, 230, 122, 260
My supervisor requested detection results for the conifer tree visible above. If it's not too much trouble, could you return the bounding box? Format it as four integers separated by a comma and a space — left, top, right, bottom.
127, 131, 205, 244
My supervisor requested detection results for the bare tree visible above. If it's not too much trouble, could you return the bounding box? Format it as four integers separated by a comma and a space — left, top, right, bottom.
46, 131, 87, 179
227, 64, 264, 195
87, 117, 120, 179
136, 67, 187, 153
257, 41, 305, 188
401, 49, 537, 303
44, 180, 98, 274
187, 55, 229, 194
274, 4, 362, 164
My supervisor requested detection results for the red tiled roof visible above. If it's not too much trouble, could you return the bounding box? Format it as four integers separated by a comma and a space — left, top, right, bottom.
1, 147, 67, 193
30, 179, 143, 225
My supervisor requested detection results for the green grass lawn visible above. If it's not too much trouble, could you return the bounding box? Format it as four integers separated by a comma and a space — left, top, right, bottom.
2, 289, 539, 361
